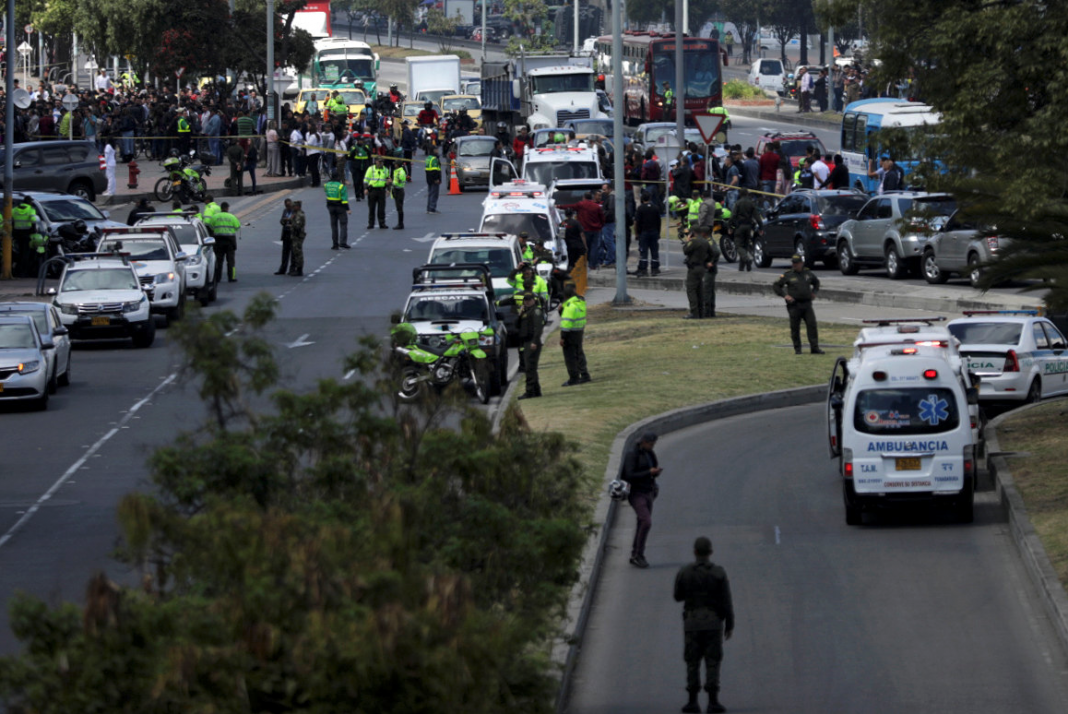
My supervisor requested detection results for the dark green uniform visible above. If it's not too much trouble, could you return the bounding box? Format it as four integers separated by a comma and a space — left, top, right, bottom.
703, 233, 721, 318
227, 142, 245, 196
674, 560, 734, 701
289, 208, 306, 276
731, 196, 761, 271
516, 300, 546, 398
773, 264, 822, 353
683, 233, 716, 319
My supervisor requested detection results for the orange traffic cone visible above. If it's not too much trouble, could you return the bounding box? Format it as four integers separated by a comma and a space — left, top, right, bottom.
448, 161, 461, 195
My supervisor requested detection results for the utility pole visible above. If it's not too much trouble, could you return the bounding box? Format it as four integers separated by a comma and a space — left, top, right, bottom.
612, 0, 627, 304
674, 0, 684, 147
481, 0, 486, 60
267, 0, 275, 123
573, 0, 580, 56
3, 0, 15, 280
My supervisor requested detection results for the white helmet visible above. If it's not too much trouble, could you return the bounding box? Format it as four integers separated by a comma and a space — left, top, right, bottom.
608, 479, 631, 501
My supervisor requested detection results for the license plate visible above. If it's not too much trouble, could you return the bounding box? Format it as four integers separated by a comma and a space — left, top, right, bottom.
91, 316, 110, 326
896, 457, 921, 471
172, 180, 182, 186
0, 383, 4, 393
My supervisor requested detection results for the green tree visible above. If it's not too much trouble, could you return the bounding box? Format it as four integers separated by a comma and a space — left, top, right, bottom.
427, 7, 462, 53
0, 296, 592, 712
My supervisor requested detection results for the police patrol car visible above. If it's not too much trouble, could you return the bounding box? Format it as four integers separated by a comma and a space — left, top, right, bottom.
478, 181, 568, 280
828, 340, 979, 525
97, 227, 189, 323
947, 311, 1068, 404
489, 141, 603, 191
50, 253, 156, 348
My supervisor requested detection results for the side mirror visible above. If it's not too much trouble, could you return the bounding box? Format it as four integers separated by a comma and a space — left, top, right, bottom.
46, 287, 57, 296
175, 251, 188, 261
102, 210, 110, 219
54, 326, 69, 336
203, 237, 216, 245
41, 342, 55, 350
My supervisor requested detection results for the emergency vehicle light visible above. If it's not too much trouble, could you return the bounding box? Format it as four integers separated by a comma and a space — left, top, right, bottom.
914, 340, 947, 348
923, 369, 938, 379
862, 317, 947, 326
889, 348, 917, 355
872, 370, 887, 381
961, 310, 1040, 316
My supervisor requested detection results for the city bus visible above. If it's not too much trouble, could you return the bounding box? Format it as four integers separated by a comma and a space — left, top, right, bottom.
594, 32, 724, 126
840, 99, 941, 193
312, 39, 380, 96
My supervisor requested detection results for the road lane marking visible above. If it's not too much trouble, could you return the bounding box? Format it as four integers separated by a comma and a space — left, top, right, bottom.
775, 526, 781, 545
0, 373, 178, 551
286, 334, 315, 349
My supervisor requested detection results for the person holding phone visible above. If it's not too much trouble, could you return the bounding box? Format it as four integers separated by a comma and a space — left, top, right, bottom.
622, 432, 662, 568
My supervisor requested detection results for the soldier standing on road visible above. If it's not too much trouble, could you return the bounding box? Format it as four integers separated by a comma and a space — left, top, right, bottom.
210, 202, 241, 284
731, 188, 761, 272
288, 201, 306, 277
516, 291, 546, 401
683, 225, 716, 319
622, 432, 661, 568
227, 141, 245, 197
674, 536, 735, 714
773, 254, 825, 355
275, 198, 295, 275
699, 225, 721, 318
390, 160, 407, 230
364, 155, 390, 229
559, 282, 590, 386
324, 171, 351, 249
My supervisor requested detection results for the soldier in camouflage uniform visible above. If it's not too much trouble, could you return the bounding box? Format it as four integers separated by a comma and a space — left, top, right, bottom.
674, 536, 735, 714
683, 225, 720, 319
288, 200, 306, 277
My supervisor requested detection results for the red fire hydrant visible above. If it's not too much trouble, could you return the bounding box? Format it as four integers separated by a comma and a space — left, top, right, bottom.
127, 160, 140, 189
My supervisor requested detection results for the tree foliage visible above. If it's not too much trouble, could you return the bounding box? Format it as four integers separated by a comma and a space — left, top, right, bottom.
0, 295, 592, 712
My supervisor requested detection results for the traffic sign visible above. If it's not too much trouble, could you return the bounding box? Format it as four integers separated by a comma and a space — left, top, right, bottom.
694, 114, 726, 145
24, 25, 33, 34
62, 94, 80, 111
175, 66, 185, 78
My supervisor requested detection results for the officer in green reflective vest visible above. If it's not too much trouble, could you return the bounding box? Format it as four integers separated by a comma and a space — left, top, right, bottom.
390, 162, 407, 230
11, 200, 38, 277
209, 202, 241, 284
687, 190, 703, 235
324, 172, 351, 249
518, 232, 535, 262
348, 136, 369, 201
202, 195, 221, 225
176, 109, 192, 154
662, 81, 675, 119
425, 147, 441, 213
364, 155, 390, 229
507, 262, 549, 308
559, 282, 590, 386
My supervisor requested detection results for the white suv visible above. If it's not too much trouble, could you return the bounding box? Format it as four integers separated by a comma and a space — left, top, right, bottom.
97, 228, 188, 322
136, 212, 217, 306
51, 255, 155, 348
425, 233, 524, 338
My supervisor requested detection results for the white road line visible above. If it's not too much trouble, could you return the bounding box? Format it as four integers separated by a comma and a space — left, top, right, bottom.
774, 525, 781, 545
0, 373, 179, 551
343, 369, 356, 380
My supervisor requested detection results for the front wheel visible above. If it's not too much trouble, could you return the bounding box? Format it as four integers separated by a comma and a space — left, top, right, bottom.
154, 176, 175, 202
753, 238, 772, 268
131, 320, 156, 348
470, 362, 489, 405
837, 241, 859, 275
968, 253, 984, 288
398, 366, 425, 401
922, 251, 948, 284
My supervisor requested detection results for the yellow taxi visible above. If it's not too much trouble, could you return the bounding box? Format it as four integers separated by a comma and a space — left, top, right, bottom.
440, 94, 483, 129
294, 87, 368, 118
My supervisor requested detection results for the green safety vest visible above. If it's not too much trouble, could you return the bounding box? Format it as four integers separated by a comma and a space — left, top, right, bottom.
365, 165, 389, 187
664, 88, 674, 103
521, 244, 534, 262
328, 98, 347, 114
425, 155, 440, 174
211, 211, 241, 237
560, 295, 587, 331
392, 167, 407, 188
507, 273, 548, 302
29, 232, 47, 252
324, 181, 347, 204
177, 117, 191, 134
203, 202, 221, 221
349, 144, 369, 161
717, 203, 731, 222
11, 204, 36, 231
708, 105, 730, 120
687, 198, 702, 224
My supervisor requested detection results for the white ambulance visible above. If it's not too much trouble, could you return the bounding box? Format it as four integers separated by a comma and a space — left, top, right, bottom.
827, 342, 979, 525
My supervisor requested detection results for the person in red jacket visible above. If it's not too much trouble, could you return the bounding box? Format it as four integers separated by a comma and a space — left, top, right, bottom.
758, 142, 781, 208
512, 126, 531, 169
417, 101, 438, 128
575, 191, 606, 268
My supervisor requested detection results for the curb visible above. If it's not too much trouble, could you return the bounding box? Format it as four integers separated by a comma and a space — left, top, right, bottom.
586, 272, 1043, 314
728, 106, 841, 131
554, 384, 825, 714
96, 176, 308, 208
985, 401, 1068, 660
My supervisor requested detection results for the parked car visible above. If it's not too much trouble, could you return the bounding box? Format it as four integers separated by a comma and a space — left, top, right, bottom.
0, 302, 71, 392
921, 210, 1009, 287
755, 189, 868, 269
749, 58, 786, 95
835, 192, 956, 278
755, 131, 827, 170
0, 314, 54, 409
0, 141, 107, 201
14, 190, 126, 241
135, 213, 218, 306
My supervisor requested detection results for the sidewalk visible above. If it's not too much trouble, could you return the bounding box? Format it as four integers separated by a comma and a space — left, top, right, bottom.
97, 161, 307, 208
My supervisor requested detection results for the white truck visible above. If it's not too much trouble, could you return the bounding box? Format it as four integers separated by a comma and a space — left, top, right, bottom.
481, 55, 607, 131
405, 55, 462, 105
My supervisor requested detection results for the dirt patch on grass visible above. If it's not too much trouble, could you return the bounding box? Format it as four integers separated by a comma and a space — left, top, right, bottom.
517, 307, 856, 481
998, 399, 1068, 588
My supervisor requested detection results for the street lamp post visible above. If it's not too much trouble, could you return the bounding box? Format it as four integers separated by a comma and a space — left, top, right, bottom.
267, 0, 275, 123
612, 0, 628, 304
3, 0, 16, 280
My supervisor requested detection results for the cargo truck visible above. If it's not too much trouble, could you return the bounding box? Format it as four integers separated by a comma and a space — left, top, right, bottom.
480, 54, 607, 130
405, 55, 462, 105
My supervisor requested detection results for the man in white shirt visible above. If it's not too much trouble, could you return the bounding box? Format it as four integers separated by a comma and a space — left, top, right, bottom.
799, 68, 813, 113
94, 70, 111, 93
103, 141, 117, 195
290, 125, 305, 177
810, 154, 829, 188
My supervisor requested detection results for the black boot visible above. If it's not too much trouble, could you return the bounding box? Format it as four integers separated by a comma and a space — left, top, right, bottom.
706, 687, 726, 713
682, 691, 701, 713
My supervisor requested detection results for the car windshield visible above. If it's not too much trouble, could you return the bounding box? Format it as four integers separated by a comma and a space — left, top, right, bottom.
0, 323, 36, 349
429, 247, 515, 278
443, 97, 480, 111
481, 213, 553, 242
652, 47, 720, 98
571, 120, 613, 137
319, 57, 375, 82
643, 126, 675, 144
854, 388, 960, 435
101, 240, 169, 261
140, 222, 198, 247
818, 195, 868, 216
947, 322, 1024, 346
38, 198, 106, 223
458, 139, 497, 157
760, 60, 783, 76
405, 295, 489, 322
62, 268, 139, 292
0, 309, 47, 334
530, 73, 594, 94
779, 139, 824, 159
910, 197, 957, 219
524, 161, 599, 186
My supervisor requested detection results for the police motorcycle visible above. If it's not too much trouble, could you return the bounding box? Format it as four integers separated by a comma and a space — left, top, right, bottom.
390, 321, 494, 404
155, 150, 212, 203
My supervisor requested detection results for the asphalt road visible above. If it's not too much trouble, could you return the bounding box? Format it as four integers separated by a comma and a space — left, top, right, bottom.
0, 180, 507, 654
566, 406, 1068, 713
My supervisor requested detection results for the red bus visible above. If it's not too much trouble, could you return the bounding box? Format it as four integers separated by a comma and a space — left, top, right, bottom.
594, 32, 724, 126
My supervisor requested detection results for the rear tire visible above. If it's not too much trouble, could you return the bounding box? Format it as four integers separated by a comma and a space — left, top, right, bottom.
922, 250, 948, 284
489, 354, 504, 396
885, 243, 907, 280
837, 241, 859, 275
844, 481, 862, 525
968, 252, 984, 288
68, 180, 95, 202
753, 238, 772, 268
1026, 378, 1042, 404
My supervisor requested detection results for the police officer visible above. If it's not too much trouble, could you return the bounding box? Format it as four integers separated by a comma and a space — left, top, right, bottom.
425, 145, 441, 214
686, 189, 702, 236
275, 198, 295, 275
364, 155, 390, 229
348, 135, 370, 201
674, 536, 735, 714
202, 194, 221, 225
227, 141, 246, 196
324, 171, 351, 249
210, 202, 241, 284
507, 262, 549, 307
662, 80, 675, 118
699, 225, 721, 318
11, 199, 39, 277
176, 108, 192, 155
515, 291, 546, 400
559, 282, 590, 386
773, 254, 825, 354
289, 200, 306, 277
390, 159, 407, 230
731, 188, 761, 272
683, 224, 716, 319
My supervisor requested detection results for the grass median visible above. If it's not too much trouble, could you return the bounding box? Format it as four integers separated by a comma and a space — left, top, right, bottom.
995, 400, 1068, 588
515, 304, 858, 481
